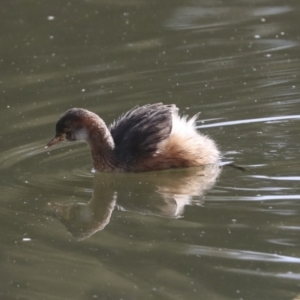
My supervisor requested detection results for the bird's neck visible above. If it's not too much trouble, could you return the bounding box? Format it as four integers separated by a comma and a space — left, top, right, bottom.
85, 117, 116, 171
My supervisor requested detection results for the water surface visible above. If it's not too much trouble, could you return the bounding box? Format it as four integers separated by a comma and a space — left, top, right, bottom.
1, 1, 300, 299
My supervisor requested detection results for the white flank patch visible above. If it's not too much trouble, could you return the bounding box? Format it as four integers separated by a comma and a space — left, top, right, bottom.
171, 111, 199, 137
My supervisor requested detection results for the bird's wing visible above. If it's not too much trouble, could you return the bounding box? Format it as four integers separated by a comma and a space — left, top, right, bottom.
109, 103, 177, 163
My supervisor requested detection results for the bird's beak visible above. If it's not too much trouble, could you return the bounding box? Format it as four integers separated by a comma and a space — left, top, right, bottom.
45, 133, 66, 148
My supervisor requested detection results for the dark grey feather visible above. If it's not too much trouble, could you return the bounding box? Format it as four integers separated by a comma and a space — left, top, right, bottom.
109, 103, 177, 163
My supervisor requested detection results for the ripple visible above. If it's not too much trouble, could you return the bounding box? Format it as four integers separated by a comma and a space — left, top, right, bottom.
249, 175, 300, 181
198, 115, 300, 129
207, 195, 300, 202
225, 268, 300, 280
0, 141, 43, 169
166, 5, 293, 30
0, 138, 94, 198
178, 244, 300, 263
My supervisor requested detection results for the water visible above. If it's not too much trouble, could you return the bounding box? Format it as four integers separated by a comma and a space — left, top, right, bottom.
1, 0, 300, 299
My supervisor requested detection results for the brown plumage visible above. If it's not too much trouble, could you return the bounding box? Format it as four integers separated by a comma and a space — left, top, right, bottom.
45, 103, 220, 172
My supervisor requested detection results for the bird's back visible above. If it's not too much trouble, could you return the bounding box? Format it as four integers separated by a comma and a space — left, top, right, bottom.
109, 104, 220, 171
109, 103, 177, 169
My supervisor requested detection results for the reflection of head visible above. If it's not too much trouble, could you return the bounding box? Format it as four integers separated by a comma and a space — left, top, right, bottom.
49, 164, 221, 240
49, 191, 117, 241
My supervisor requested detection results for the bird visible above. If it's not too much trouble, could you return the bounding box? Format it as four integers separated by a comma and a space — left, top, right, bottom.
45, 103, 220, 172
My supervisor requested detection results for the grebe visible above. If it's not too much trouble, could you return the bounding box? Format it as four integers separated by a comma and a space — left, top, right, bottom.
45, 103, 220, 172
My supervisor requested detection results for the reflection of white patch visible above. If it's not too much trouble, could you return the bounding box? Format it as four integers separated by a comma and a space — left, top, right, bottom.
173, 194, 192, 216
74, 128, 88, 141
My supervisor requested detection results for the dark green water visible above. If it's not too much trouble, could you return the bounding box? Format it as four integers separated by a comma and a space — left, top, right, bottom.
1, 1, 300, 299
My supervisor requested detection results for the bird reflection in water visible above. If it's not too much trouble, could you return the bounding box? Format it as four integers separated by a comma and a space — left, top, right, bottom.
49, 164, 221, 240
